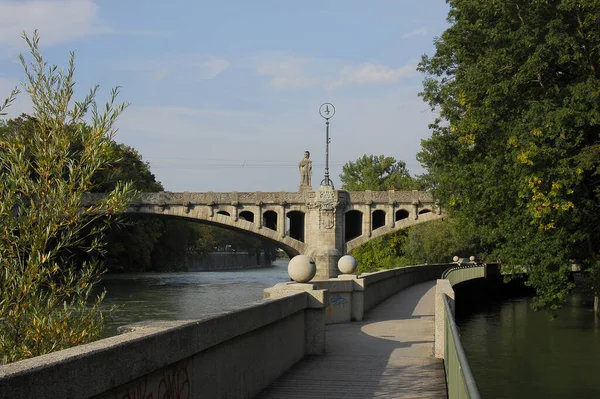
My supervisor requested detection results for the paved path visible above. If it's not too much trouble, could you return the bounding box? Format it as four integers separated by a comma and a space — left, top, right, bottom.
256, 280, 447, 399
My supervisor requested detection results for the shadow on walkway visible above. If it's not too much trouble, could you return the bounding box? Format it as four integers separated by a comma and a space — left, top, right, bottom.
256, 280, 447, 399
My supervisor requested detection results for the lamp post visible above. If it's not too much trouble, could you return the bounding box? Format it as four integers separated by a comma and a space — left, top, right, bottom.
319, 102, 335, 188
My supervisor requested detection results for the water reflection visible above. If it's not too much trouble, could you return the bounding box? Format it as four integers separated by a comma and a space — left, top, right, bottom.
457, 286, 600, 398
97, 260, 290, 337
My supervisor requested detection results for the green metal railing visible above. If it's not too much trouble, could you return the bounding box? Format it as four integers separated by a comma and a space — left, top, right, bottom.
443, 294, 481, 399
441, 264, 486, 286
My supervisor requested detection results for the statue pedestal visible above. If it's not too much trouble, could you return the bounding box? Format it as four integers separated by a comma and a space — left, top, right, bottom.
298, 185, 312, 192
303, 186, 345, 279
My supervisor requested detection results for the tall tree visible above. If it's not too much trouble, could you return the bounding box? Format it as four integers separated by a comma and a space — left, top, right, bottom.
0, 32, 136, 363
340, 154, 418, 272
98, 143, 166, 272
418, 0, 600, 312
340, 154, 418, 191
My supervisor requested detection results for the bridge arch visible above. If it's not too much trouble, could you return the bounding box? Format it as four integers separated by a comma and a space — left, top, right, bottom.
372, 209, 386, 231
123, 204, 306, 258
263, 210, 277, 231
286, 210, 305, 242
346, 211, 445, 253
395, 209, 410, 221
345, 210, 363, 242
239, 210, 254, 222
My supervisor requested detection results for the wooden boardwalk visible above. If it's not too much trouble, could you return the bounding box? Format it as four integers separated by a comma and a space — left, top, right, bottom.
256, 281, 447, 399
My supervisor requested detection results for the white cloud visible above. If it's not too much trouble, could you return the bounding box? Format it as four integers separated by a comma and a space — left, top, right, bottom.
256, 55, 419, 90
257, 57, 321, 89
329, 62, 419, 88
0, 0, 157, 58
112, 55, 230, 82
199, 58, 230, 80
0, 0, 106, 50
402, 26, 428, 39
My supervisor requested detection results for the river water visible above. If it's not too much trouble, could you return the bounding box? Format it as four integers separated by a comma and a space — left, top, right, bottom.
97, 260, 290, 338
456, 286, 600, 398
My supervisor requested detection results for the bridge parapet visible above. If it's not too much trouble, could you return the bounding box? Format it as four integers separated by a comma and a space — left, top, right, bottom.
84, 190, 437, 208
84, 191, 310, 206
345, 189, 435, 205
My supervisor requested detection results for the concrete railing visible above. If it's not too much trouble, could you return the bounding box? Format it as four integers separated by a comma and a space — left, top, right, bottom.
0, 289, 328, 399
360, 264, 450, 313
305, 264, 452, 324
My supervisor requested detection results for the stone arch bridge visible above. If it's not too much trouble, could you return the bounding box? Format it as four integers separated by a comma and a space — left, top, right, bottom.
84, 188, 444, 279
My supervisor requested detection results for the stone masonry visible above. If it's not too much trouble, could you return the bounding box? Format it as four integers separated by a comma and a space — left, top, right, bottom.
83, 188, 443, 279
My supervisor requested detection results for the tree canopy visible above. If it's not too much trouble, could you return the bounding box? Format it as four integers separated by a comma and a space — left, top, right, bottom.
340, 154, 418, 191
418, 0, 600, 311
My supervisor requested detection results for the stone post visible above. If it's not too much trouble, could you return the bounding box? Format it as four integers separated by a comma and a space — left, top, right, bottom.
389, 201, 396, 228
278, 207, 286, 238
256, 203, 263, 228
264, 282, 329, 355
338, 274, 365, 321
365, 203, 372, 237
232, 202, 239, 221
412, 190, 420, 220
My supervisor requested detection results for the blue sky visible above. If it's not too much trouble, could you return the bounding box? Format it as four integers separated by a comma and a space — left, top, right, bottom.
0, 0, 450, 192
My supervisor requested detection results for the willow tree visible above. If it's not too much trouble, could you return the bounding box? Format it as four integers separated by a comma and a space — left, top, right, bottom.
0, 32, 137, 363
418, 1, 600, 312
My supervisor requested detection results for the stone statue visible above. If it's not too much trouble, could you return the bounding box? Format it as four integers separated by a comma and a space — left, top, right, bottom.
299, 151, 312, 189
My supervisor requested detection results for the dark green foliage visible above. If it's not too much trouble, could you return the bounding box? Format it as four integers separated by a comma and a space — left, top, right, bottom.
353, 230, 410, 274
94, 143, 163, 193
418, 0, 600, 311
404, 219, 478, 265
340, 154, 419, 191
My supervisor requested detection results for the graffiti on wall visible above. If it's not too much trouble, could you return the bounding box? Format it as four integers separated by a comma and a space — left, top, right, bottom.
119, 361, 190, 399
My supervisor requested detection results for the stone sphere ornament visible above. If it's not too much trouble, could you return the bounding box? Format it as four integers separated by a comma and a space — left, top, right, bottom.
338, 255, 358, 274
453, 256, 460, 262
288, 255, 317, 283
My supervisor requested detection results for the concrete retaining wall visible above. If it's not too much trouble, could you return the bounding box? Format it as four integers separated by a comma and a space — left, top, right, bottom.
0, 291, 326, 399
